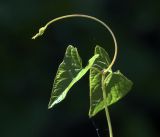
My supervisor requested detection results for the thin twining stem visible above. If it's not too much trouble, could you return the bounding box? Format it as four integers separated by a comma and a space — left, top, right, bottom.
102, 74, 113, 137
32, 14, 118, 74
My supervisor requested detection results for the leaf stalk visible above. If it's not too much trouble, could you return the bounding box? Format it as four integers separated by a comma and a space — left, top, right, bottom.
102, 74, 113, 137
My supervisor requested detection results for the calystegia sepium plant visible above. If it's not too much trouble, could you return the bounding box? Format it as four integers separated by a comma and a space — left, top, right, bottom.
32, 14, 133, 137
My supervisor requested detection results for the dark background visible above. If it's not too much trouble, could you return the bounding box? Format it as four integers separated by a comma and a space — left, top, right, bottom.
0, 0, 160, 137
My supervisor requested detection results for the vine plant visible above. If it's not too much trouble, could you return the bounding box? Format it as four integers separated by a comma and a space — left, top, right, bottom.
32, 14, 133, 137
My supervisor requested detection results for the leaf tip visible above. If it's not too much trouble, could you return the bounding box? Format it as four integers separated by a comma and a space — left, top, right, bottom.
95, 45, 100, 49
95, 54, 99, 58
48, 99, 55, 109
68, 45, 74, 48
66, 45, 74, 52
48, 102, 53, 109
48, 106, 52, 109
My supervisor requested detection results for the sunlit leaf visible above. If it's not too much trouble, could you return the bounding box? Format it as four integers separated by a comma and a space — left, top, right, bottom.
48, 45, 99, 109
89, 46, 133, 117
104, 70, 133, 106
89, 45, 111, 117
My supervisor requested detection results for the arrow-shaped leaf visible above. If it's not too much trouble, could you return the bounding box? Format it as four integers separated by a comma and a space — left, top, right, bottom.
89, 45, 111, 117
89, 46, 133, 117
48, 45, 99, 109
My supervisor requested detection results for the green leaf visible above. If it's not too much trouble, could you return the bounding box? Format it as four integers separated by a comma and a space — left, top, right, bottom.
91, 45, 111, 71
89, 45, 111, 117
104, 70, 133, 106
48, 45, 99, 109
89, 46, 133, 117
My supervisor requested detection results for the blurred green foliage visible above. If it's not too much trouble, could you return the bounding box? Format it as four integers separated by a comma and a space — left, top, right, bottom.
0, 0, 160, 137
